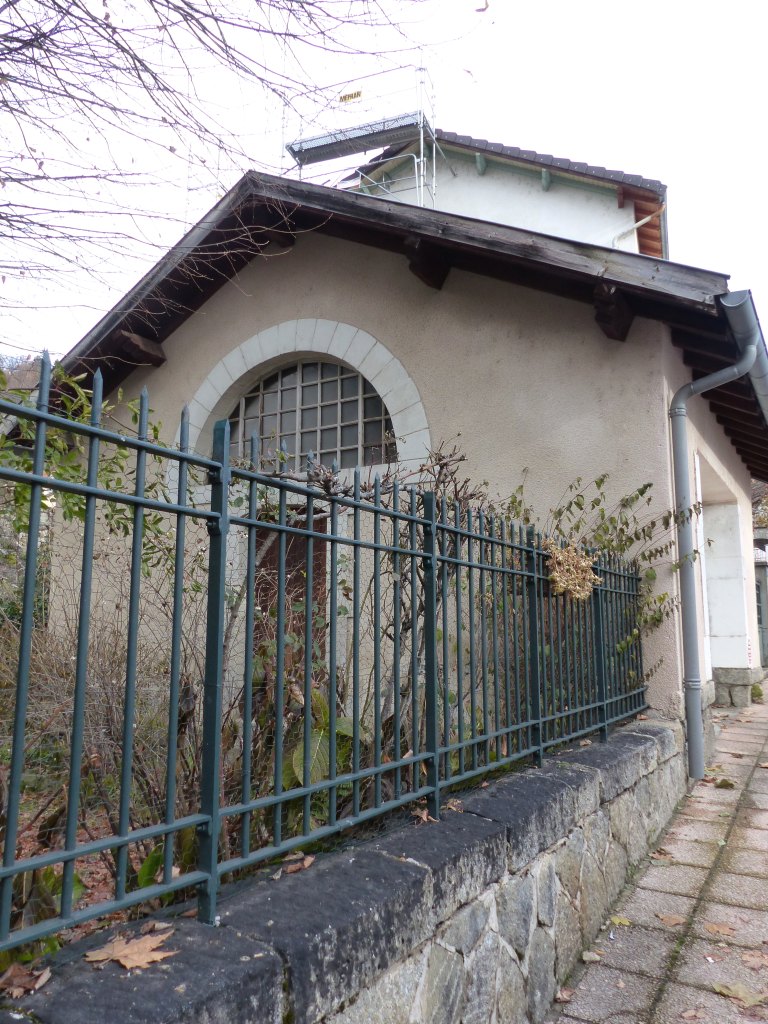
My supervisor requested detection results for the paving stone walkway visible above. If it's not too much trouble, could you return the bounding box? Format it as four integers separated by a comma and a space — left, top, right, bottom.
546, 702, 768, 1024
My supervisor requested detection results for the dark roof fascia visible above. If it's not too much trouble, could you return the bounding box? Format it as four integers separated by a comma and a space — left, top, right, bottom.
60, 170, 768, 479
61, 171, 729, 389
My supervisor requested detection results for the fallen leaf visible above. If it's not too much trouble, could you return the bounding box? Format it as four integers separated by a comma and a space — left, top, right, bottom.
638, 714, 649, 720
579, 739, 592, 747
411, 807, 438, 824
729, 752, 744, 759
555, 988, 574, 1003
610, 915, 631, 927
715, 779, 735, 789
681, 1009, 706, 1020
742, 951, 768, 970
657, 913, 687, 928
0, 962, 51, 998
651, 849, 674, 862
271, 868, 282, 881
759, 763, 768, 770
616, 979, 626, 989
705, 922, 737, 938
712, 982, 768, 1008
582, 950, 602, 963
444, 799, 463, 813
85, 929, 177, 970
282, 851, 304, 862
480, 781, 489, 789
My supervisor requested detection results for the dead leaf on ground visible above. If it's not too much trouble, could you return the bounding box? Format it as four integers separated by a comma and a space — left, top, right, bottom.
579, 739, 592, 747
657, 913, 687, 928
444, 799, 463, 813
610, 915, 631, 927
85, 928, 177, 970
715, 779, 736, 790
712, 981, 768, 1008
680, 1009, 706, 1021
555, 988, 574, 1002
411, 807, 438, 824
284, 855, 316, 875
729, 752, 745, 759
582, 950, 602, 963
637, 714, 649, 720
651, 848, 674, 862
616, 979, 626, 989
282, 851, 305, 862
759, 763, 768, 770
742, 951, 768, 971
480, 781, 489, 789
0, 962, 51, 998
704, 922, 737, 938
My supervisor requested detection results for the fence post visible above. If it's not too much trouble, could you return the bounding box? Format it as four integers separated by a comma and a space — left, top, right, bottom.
591, 559, 609, 743
525, 526, 544, 767
197, 419, 230, 924
422, 491, 440, 820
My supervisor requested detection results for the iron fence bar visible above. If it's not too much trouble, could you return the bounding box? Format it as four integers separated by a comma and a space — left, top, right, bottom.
0, 466, 217, 520
410, 488, 420, 791
489, 517, 502, 762
60, 369, 103, 919
421, 492, 440, 820
164, 405, 191, 883
500, 520, 513, 759
197, 419, 230, 924
525, 526, 544, 767
352, 469, 362, 817
454, 501, 466, 776
115, 388, 149, 903
302, 491, 315, 834
467, 508, 478, 771
240, 435, 259, 860
392, 480, 402, 800
440, 498, 451, 783
373, 477, 382, 809
0, 814, 210, 882
0, 353, 51, 942
272, 486, 288, 848
328, 494, 339, 825
592, 559, 609, 743
0, 395, 220, 469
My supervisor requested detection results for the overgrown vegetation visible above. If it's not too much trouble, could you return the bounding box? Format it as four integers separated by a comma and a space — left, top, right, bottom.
0, 372, 687, 960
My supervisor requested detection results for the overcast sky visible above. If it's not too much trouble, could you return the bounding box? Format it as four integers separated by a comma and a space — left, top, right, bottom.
5, 0, 766, 358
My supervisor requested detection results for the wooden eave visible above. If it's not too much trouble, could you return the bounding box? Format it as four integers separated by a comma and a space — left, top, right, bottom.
671, 327, 768, 481
62, 171, 768, 480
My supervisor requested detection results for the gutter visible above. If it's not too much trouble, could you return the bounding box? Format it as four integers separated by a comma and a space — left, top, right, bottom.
669, 289, 764, 779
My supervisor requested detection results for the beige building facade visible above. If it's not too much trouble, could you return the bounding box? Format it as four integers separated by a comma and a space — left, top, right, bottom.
61, 156, 768, 754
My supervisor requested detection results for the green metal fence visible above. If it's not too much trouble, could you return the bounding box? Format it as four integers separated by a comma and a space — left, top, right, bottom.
0, 356, 645, 953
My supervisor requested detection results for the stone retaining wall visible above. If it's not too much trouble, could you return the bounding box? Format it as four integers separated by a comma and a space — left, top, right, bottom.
6, 722, 686, 1024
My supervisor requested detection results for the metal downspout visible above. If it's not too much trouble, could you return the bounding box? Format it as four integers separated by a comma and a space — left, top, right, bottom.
669, 290, 760, 779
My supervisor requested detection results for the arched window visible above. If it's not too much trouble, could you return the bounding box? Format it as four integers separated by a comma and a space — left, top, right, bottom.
229, 360, 397, 470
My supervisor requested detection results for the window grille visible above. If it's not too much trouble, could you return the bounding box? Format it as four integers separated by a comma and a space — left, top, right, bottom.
228, 360, 397, 470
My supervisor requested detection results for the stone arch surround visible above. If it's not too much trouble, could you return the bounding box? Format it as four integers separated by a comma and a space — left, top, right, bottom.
181, 319, 431, 467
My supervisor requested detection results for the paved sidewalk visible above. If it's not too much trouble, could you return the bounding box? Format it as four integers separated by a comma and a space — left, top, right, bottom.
546, 703, 768, 1024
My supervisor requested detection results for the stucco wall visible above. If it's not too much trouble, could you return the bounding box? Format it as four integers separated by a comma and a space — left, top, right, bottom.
359, 149, 640, 252
102, 230, 755, 723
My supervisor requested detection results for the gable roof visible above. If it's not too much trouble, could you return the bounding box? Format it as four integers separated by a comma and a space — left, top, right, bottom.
60, 170, 768, 480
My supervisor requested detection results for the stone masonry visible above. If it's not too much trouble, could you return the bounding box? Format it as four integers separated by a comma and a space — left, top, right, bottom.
5, 721, 686, 1024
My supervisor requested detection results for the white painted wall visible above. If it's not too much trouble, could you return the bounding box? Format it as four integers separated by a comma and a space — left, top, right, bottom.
702, 502, 752, 670
357, 148, 641, 251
